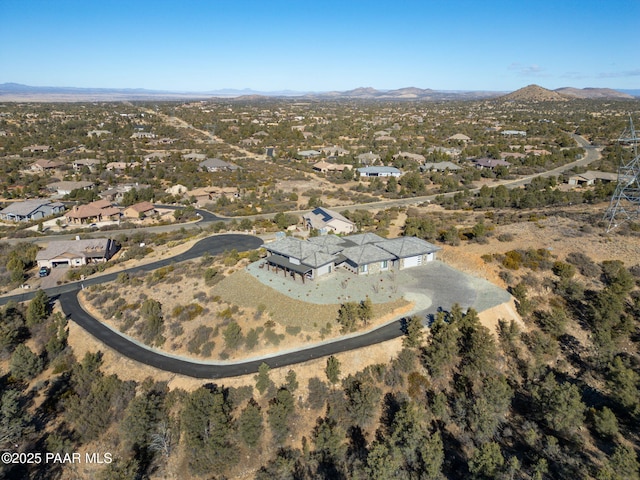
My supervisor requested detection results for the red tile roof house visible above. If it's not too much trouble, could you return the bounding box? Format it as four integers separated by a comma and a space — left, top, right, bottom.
30, 159, 64, 172
123, 201, 157, 219
65, 200, 121, 225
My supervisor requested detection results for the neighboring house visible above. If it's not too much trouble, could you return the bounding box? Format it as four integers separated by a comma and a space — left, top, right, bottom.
65, 200, 121, 224
143, 152, 171, 162
130, 132, 156, 139
358, 166, 402, 178
312, 161, 352, 173
472, 158, 511, 170
426, 146, 462, 158
302, 207, 356, 235
186, 186, 239, 207
22, 145, 50, 153
447, 133, 471, 142
568, 171, 619, 186
393, 152, 426, 163
199, 158, 239, 172
87, 130, 111, 137
297, 150, 322, 159
0, 200, 65, 222
123, 201, 157, 218
261, 234, 440, 280
30, 159, 63, 172
502, 130, 527, 137
98, 183, 151, 203
105, 161, 137, 172
420, 161, 461, 172
72, 158, 101, 172
47, 181, 94, 196
321, 146, 349, 157
164, 184, 188, 196
36, 238, 119, 268
357, 152, 381, 164
182, 152, 207, 161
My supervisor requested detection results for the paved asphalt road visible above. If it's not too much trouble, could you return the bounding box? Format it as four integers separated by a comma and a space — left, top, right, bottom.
60, 291, 405, 379
0, 135, 600, 378
0, 233, 263, 306
0, 232, 409, 379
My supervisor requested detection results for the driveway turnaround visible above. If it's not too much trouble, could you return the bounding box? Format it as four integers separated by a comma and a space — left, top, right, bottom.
0, 232, 510, 379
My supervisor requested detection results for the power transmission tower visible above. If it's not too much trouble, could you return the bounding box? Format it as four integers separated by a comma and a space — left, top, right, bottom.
604, 116, 640, 232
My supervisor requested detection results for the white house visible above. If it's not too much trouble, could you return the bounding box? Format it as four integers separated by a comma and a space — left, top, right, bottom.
302, 207, 356, 235
358, 166, 402, 178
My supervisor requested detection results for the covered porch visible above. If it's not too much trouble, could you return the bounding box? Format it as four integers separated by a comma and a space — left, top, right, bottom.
262, 255, 312, 283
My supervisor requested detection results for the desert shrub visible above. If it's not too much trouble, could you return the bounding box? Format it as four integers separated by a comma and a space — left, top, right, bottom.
264, 327, 283, 346
201, 342, 215, 357
172, 303, 204, 322
146, 265, 174, 286
126, 244, 152, 260
566, 252, 601, 278
245, 328, 260, 350
223, 321, 244, 350
169, 322, 184, 337
285, 325, 301, 336
502, 250, 523, 270
187, 325, 213, 355
497, 233, 515, 242
204, 268, 221, 285
193, 291, 207, 303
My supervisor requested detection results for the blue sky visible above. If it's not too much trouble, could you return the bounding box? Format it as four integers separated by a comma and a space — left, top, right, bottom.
1, 0, 638, 92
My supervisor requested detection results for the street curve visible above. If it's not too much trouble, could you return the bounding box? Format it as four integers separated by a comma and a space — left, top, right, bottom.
0, 232, 408, 379
60, 290, 404, 379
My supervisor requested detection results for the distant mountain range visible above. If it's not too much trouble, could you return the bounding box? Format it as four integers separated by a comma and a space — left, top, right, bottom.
0, 82, 637, 102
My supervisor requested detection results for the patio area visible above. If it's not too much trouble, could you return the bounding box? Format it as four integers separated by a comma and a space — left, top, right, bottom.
246, 259, 511, 316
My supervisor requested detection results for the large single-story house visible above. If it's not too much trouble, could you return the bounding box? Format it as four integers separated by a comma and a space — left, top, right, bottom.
357, 152, 381, 164
302, 207, 356, 235
420, 161, 461, 172
312, 161, 352, 173
472, 158, 511, 170
567, 171, 619, 186
358, 166, 402, 178
261, 234, 441, 280
0, 200, 65, 222
30, 159, 64, 172
65, 200, 121, 224
47, 181, 94, 196
22, 145, 51, 153
199, 158, 240, 172
36, 238, 119, 268
72, 158, 101, 172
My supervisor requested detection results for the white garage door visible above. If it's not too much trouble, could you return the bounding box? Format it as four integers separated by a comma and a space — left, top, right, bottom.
403, 255, 422, 268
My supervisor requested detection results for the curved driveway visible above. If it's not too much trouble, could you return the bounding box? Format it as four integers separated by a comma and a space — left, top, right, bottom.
0, 233, 411, 379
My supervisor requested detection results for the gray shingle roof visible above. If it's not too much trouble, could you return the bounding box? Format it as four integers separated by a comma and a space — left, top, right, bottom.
375, 237, 441, 258
340, 244, 395, 265
262, 237, 323, 260
36, 238, 111, 261
343, 232, 386, 245
0, 200, 62, 217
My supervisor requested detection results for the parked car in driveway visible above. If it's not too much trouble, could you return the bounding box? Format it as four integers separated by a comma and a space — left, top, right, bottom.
38, 266, 50, 277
